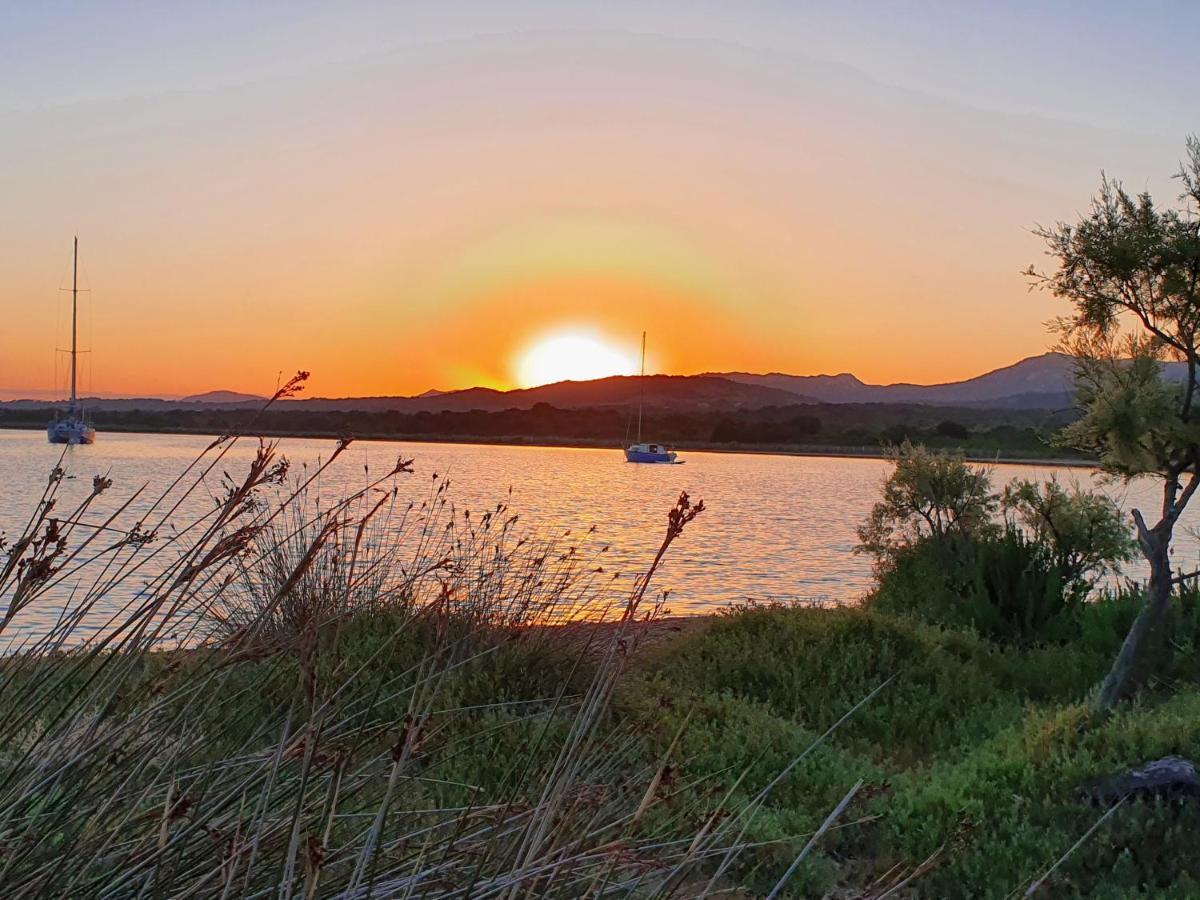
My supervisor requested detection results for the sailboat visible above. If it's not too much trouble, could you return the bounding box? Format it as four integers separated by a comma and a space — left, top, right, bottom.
624, 332, 679, 464
47, 237, 96, 445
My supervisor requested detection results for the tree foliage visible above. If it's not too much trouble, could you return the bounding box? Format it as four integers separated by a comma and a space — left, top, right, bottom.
857, 442, 998, 565
859, 445, 1138, 642
1030, 135, 1200, 709
1056, 351, 1198, 476
1002, 477, 1135, 586
1034, 136, 1200, 483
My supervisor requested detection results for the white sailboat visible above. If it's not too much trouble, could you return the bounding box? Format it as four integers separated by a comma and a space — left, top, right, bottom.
624, 331, 679, 464
47, 237, 96, 445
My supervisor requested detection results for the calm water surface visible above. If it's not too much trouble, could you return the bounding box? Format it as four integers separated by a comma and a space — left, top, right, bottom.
2, 430, 1197, 642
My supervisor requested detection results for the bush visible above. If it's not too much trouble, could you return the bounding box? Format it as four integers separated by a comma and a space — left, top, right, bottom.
1003, 477, 1136, 586
857, 442, 999, 566
639, 600, 1200, 896
859, 456, 1137, 645
641, 600, 1200, 897
958, 529, 1083, 642
643, 603, 1026, 760
868, 530, 1082, 643
618, 682, 875, 896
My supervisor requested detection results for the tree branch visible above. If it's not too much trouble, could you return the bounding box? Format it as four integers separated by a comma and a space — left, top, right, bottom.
1130, 507, 1154, 556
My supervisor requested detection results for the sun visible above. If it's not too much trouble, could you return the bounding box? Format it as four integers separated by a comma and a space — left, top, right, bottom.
515, 329, 639, 388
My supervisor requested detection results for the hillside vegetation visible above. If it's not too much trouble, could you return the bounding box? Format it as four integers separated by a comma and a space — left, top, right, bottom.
0, 400, 1080, 460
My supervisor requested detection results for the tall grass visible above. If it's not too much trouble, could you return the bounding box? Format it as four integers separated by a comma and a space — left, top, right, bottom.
0, 385, 872, 897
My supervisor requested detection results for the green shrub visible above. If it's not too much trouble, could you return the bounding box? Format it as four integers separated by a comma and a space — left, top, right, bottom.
1002, 477, 1135, 586
958, 528, 1083, 642
1079, 582, 1200, 689
883, 691, 1200, 898
857, 442, 999, 565
644, 604, 1029, 761
631, 599, 1200, 896
869, 530, 1091, 644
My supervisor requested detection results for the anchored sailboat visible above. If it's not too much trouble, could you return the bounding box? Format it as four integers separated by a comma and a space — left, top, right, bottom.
47, 237, 96, 445
624, 331, 679, 464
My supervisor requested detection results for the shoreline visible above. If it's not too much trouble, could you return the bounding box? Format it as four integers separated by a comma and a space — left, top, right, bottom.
0, 421, 1096, 468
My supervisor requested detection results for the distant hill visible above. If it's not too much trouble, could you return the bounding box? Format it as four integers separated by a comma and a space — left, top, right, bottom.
715, 353, 1084, 408
181, 390, 266, 404
0, 376, 799, 415
282, 375, 811, 414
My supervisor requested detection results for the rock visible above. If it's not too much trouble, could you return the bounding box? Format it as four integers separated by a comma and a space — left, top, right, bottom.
1080, 756, 1200, 805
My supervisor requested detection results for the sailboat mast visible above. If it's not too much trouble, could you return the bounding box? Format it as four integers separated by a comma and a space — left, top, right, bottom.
70, 236, 78, 410
637, 331, 645, 443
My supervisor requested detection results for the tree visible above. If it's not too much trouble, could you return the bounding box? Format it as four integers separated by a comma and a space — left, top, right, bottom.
710, 417, 744, 443
857, 441, 999, 566
1002, 477, 1135, 587
1029, 135, 1200, 710
878, 424, 912, 446
936, 419, 970, 441
787, 413, 822, 439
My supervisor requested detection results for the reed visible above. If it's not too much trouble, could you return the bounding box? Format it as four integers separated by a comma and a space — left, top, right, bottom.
0, 388, 870, 897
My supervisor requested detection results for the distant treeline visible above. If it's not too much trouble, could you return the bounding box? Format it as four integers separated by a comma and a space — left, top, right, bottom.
1, 401, 1083, 457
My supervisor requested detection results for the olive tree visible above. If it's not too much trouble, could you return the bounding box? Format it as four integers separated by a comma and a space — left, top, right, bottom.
1029, 136, 1200, 710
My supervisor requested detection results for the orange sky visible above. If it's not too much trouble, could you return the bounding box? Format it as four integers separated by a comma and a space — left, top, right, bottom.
1, 12, 1194, 399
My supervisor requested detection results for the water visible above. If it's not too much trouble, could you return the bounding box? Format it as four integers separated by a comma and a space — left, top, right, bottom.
1, 430, 1197, 640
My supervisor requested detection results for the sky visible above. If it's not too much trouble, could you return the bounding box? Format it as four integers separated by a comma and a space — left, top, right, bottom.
2, 1, 1198, 399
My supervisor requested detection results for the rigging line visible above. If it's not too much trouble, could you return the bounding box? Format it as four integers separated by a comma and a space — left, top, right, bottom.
53, 248, 68, 400
53, 283, 62, 400
86, 281, 94, 399
637, 330, 646, 444
78, 246, 91, 297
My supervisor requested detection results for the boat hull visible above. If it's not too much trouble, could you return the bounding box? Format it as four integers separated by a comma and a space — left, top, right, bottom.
624, 447, 678, 464
48, 419, 96, 445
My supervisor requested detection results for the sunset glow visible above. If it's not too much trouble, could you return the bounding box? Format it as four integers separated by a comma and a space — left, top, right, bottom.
1, 5, 1196, 399
514, 330, 639, 388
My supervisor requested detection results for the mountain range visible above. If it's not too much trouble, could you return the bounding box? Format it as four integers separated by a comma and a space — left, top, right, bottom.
714, 352, 1081, 408
2, 352, 1153, 415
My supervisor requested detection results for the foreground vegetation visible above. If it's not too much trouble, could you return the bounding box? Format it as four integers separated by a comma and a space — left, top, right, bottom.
4, 425, 1199, 898
637, 594, 1200, 897
1, 411, 864, 898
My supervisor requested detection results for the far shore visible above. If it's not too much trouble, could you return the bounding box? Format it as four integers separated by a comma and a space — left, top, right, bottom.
0, 421, 1097, 468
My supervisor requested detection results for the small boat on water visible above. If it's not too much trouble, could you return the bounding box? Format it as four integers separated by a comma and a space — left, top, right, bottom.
47, 237, 96, 445
624, 332, 680, 464
625, 441, 678, 464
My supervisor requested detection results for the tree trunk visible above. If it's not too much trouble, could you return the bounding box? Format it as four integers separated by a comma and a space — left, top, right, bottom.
1093, 530, 1173, 712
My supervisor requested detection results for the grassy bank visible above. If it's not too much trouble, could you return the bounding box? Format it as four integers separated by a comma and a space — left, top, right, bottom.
631, 599, 1200, 896
9, 598, 1198, 897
